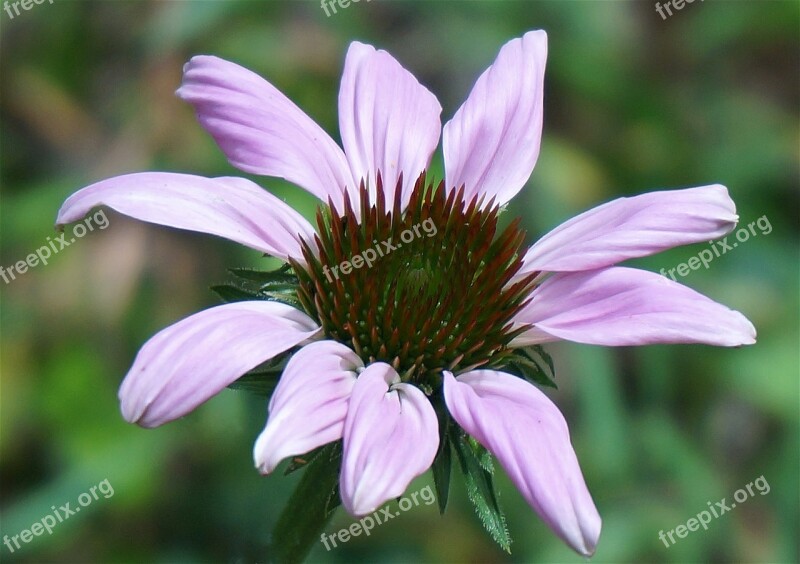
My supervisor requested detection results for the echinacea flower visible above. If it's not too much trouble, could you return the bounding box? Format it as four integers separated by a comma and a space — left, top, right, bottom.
56, 30, 756, 557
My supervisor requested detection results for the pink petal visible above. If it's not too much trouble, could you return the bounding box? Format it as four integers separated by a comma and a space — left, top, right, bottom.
512, 267, 757, 347
443, 30, 547, 206
518, 185, 739, 274
55, 172, 316, 262
253, 341, 363, 474
177, 56, 355, 209
119, 302, 320, 428
443, 370, 601, 556
340, 363, 439, 516
338, 42, 442, 209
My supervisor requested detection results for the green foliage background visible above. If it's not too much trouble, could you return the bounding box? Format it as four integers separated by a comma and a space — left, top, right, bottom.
1, 1, 798, 562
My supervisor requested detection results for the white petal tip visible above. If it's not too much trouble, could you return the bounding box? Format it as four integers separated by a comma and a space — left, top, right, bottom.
119, 398, 145, 426
253, 432, 279, 475
722, 312, 757, 346
254, 461, 275, 476
120, 402, 160, 428
560, 510, 601, 557
344, 499, 376, 518
574, 523, 601, 557
525, 29, 548, 43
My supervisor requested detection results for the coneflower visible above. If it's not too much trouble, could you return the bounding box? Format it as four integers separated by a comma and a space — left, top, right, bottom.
56, 30, 755, 558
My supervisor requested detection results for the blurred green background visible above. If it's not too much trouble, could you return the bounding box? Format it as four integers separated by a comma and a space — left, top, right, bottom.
1, 1, 798, 562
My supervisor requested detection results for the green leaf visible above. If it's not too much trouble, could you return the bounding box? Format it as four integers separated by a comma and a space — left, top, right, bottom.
229, 266, 299, 288
271, 442, 342, 564
282, 444, 326, 476
211, 282, 302, 308
226, 349, 293, 398
467, 435, 494, 474
261, 293, 303, 308
431, 442, 452, 515
502, 345, 557, 389
210, 283, 262, 303
431, 407, 452, 514
451, 428, 512, 552
226, 372, 278, 398
212, 264, 303, 308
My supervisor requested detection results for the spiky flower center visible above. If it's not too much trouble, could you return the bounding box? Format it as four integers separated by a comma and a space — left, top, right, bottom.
292, 172, 536, 392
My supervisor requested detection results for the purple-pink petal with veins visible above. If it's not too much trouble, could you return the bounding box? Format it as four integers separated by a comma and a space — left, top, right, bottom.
119, 302, 320, 428
340, 363, 438, 516
56, 172, 316, 262
177, 55, 356, 210
254, 341, 363, 474
512, 266, 756, 347
517, 184, 739, 276
339, 41, 442, 210
444, 30, 547, 207
443, 370, 601, 556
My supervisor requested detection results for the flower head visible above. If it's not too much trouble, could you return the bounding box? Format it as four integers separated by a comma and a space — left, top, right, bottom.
56, 30, 755, 557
